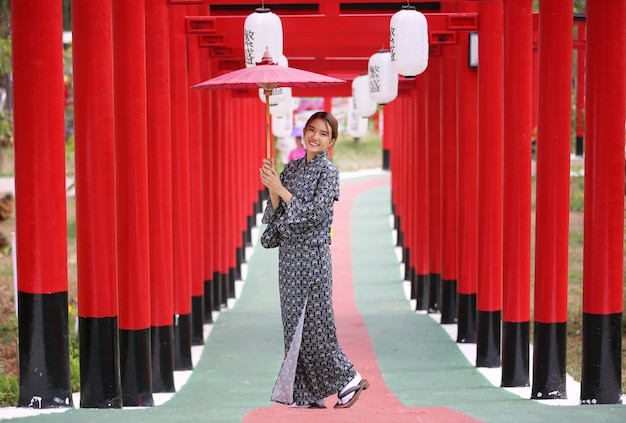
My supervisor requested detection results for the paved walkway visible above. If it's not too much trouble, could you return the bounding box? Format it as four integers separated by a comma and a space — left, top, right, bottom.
2, 170, 625, 423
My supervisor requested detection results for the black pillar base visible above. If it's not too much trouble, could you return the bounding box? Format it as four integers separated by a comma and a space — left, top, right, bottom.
456, 293, 476, 343
245, 220, 254, 247
531, 321, 567, 399
415, 273, 429, 311
220, 272, 229, 307
174, 313, 193, 371
440, 279, 457, 324
17, 291, 73, 409
575, 135, 584, 157
403, 247, 413, 292
119, 328, 154, 406
235, 246, 244, 280
203, 279, 214, 324
150, 325, 175, 394
229, 266, 237, 299
397, 228, 404, 248
382, 148, 390, 170
501, 320, 530, 387
256, 188, 265, 214
581, 312, 622, 404
428, 272, 441, 313
191, 295, 204, 346
212, 271, 222, 311
476, 309, 501, 368
408, 265, 416, 300
79, 316, 122, 408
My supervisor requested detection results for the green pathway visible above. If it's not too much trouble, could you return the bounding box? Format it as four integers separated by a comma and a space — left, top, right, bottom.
1, 173, 624, 422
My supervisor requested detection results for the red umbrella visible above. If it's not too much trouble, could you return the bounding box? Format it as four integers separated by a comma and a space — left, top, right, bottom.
192, 49, 346, 158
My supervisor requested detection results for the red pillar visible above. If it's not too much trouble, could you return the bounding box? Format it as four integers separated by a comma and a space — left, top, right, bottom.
73, 0, 122, 407
388, 95, 407, 291
145, 0, 175, 394
399, 94, 413, 298
532, 0, 573, 400
425, 53, 442, 313
440, 43, 458, 325
187, 5, 206, 348
456, 29, 478, 344
12, 0, 73, 409
169, 5, 193, 371
223, 93, 236, 302
112, 0, 153, 406
476, 0, 503, 368
215, 92, 229, 307
501, 0, 532, 388
581, 0, 626, 405
574, 17, 586, 157
412, 75, 430, 312
200, 60, 217, 322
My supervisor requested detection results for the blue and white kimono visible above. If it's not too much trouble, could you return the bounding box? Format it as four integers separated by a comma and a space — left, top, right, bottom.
261, 151, 356, 406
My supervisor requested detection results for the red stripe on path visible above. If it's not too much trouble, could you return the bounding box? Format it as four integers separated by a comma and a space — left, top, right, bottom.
242, 176, 481, 423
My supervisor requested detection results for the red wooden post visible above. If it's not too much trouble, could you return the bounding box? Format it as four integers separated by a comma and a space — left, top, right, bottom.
440, 43, 458, 325
574, 17, 586, 157
242, 93, 258, 260
236, 95, 247, 288
211, 93, 224, 310
501, 0, 532, 388
581, 0, 626, 405
400, 94, 414, 297
223, 93, 236, 301
169, 4, 193, 371
413, 75, 430, 312
145, 0, 175, 393
456, 29, 478, 344
216, 92, 229, 307
186, 5, 206, 347
112, 0, 153, 406
532, 0, 573, 400
476, 0, 503, 368
200, 53, 217, 323
12, 0, 73, 409
226, 91, 237, 301
389, 96, 408, 289
73, 0, 122, 407
426, 53, 442, 313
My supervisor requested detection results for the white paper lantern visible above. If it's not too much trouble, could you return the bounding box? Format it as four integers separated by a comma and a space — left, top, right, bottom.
259, 85, 289, 105
244, 8, 283, 68
351, 75, 378, 117
269, 87, 293, 116
259, 55, 289, 105
368, 49, 398, 105
272, 114, 293, 138
346, 98, 369, 138
390, 4, 429, 78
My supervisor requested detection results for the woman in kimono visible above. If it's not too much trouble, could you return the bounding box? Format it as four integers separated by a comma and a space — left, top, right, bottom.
259, 111, 369, 409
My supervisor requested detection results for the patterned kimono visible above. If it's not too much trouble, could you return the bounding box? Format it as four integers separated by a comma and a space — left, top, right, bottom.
261, 151, 356, 406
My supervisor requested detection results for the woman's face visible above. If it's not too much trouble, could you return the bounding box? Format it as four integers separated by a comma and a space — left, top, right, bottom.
304, 118, 336, 157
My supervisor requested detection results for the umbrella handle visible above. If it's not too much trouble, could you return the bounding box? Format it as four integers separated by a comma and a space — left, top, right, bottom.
265, 92, 271, 159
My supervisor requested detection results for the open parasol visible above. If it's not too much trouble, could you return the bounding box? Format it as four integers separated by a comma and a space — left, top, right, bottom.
192, 49, 345, 158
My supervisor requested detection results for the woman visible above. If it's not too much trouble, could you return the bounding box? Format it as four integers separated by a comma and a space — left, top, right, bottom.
259, 111, 369, 409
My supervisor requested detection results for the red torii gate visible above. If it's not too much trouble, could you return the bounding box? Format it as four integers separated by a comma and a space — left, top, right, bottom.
9, 0, 625, 410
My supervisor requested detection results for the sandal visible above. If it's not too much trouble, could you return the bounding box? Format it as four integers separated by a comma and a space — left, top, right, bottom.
334, 379, 370, 409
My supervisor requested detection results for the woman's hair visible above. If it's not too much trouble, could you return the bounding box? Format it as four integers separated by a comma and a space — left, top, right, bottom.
306, 111, 339, 141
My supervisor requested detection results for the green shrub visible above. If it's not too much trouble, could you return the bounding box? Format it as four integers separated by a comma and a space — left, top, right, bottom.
0, 370, 18, 407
